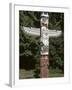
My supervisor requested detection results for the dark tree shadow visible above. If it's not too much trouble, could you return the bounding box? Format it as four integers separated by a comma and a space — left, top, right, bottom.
19, 56, 36, 70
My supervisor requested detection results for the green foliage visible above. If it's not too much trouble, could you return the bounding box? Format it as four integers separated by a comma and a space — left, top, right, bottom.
19, 26, 40, 70
48, 12, 64, 31
49, 35, 64, 73
19, 11, 40, 27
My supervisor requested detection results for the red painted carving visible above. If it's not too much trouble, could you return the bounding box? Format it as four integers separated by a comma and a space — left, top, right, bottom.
40, 55, 49, 78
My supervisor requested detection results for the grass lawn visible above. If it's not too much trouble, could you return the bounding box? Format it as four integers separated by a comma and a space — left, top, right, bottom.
48, 69, 64, 77
19, 69, 35, 79
19, 69, 64, 79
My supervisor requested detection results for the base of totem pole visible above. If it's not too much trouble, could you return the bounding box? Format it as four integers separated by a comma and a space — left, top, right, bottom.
40, 54, 49, 78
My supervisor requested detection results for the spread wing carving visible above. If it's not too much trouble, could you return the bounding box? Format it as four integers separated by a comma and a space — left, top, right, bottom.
22, 26, 62, 37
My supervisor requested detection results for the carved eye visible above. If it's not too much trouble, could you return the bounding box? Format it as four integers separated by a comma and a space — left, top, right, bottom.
42, 18, 46, 22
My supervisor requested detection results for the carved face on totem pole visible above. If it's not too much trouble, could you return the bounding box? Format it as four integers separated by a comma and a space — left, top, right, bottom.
40, 12, 49, 55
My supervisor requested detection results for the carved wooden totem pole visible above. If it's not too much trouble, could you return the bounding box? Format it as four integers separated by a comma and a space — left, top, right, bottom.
40, 12, 49, 77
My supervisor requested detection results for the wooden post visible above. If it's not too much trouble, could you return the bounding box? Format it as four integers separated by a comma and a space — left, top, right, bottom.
40, 55, 49, 78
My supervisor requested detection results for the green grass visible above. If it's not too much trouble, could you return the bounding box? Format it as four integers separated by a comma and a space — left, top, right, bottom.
19, 69, 64, 79
19, 69, 35, 79
48, 69, 64, 77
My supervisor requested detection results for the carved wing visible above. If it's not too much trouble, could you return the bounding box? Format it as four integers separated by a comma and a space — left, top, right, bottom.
22, 26, 40, 36
48, 30, 62, 37
22, 26, 62, 37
